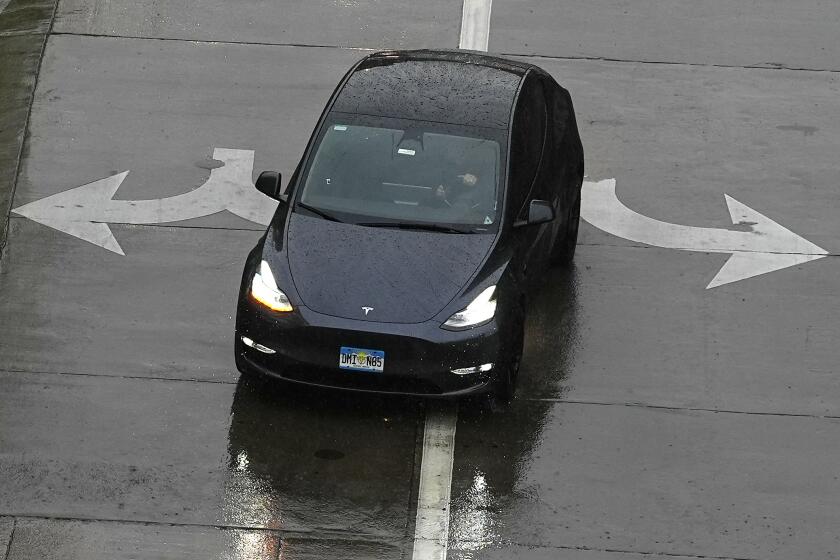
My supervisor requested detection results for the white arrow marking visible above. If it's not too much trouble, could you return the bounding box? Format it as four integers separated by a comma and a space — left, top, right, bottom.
581, 178, 829, 288
12, 148, 277, 255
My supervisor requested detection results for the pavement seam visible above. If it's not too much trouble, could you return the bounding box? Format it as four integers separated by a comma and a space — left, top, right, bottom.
576, 240, 840, 257
454, 539, 761, 560
575, 241, 840, 257
506, 50, 840, 74
9, 214, 837, 256
5, 367, 839, 420
528, 397, 840, 420
0, 0, 60, 260
8, 215, 265, 233
0, 367, 239, 385
1, 513, 400, 545
49, 30, 377, 53
45, 31, 840, 74
2, 518, 15, 560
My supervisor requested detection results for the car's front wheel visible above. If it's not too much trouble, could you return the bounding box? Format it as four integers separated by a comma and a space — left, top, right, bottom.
479, 318, 525, 411
552, 190, 581, 265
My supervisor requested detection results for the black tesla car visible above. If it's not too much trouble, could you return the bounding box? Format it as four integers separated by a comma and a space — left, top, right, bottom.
235, 49, 583, 403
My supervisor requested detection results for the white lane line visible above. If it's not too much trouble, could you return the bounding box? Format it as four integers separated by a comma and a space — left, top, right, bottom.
412, 401, 458, 560
412, 4, 491, 558
459, 0, 493, 51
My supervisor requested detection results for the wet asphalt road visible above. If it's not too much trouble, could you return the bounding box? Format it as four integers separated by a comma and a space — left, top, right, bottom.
1, 1, 839, 559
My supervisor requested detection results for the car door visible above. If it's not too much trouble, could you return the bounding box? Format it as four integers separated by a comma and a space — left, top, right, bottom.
507, 72, 549, 281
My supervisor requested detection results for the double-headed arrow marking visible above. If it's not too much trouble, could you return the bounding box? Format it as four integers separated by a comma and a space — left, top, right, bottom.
12, 152, 829, 288
12, 148, 275, 255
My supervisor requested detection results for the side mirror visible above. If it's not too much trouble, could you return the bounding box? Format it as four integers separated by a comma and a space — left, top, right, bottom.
255, 171, 284, 201
526, 199, 554, 226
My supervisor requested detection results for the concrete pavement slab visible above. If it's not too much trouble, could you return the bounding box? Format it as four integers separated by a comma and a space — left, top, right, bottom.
0, 218, 255, 380
6, 519, 280, 560
0, 36, 370, 380
531, 59, 840, 253
516, 245, 840, 416
53, 0, 461, 50
491, 0, 840, 70
0, 371, 419, 539
489, 56, 840, 416
13, 34, 362, 215
450, 401, 840, 559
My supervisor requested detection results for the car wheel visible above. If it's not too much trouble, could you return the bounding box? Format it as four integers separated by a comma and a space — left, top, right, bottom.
482, 319, 525, 411
552, 190, 581, 265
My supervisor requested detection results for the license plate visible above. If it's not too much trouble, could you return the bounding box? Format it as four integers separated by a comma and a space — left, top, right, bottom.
339, 346, 385, 373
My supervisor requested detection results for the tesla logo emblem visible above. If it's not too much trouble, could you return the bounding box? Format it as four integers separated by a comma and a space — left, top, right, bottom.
362, 306, 374, 316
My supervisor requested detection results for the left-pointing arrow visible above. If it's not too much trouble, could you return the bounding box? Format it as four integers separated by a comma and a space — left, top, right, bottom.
13, 171, 130, 255
12, 148, 277, 255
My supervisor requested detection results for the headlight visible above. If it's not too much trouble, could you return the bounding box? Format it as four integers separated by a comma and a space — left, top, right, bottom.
250, 260, 293, 312
443, 285, 497, 329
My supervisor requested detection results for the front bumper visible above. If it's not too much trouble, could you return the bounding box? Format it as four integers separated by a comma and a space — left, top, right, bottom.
235, 298, 501, 397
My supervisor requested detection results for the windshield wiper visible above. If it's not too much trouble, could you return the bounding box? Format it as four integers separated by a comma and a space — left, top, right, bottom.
296, 202, 343, 222
357, 222, 474, 234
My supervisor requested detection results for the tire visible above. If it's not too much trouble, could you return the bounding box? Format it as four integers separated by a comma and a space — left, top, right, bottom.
481, 319, 525, 412
552, 190, 581, 265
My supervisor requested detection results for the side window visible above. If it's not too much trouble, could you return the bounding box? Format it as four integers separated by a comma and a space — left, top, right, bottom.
509, 76, 547, 218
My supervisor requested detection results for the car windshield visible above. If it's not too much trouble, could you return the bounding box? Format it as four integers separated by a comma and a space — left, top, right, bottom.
296, 114, 503, 232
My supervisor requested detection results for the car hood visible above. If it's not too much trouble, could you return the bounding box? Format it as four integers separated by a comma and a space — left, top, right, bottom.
286, 213, 494, 323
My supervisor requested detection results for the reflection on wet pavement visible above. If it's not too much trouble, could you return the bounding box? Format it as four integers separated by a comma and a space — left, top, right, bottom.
224, 377, 420, 543
449, 265, 579, 557
6, 519, 280, 560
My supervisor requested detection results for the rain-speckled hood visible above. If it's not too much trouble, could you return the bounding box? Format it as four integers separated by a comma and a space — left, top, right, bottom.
286, 213, 494, 323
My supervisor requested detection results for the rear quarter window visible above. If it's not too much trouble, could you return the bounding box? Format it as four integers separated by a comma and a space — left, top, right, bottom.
509, 76, 547, 219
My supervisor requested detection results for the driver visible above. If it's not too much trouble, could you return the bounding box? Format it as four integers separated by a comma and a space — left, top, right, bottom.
434, 172, 487, 212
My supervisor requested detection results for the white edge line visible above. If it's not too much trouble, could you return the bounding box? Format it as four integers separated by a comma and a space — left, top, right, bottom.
459, 0, 493, 51
412, 401, 458, 560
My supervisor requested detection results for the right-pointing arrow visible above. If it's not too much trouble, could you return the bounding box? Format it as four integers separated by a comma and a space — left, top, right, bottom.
581, 179, 830, 289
